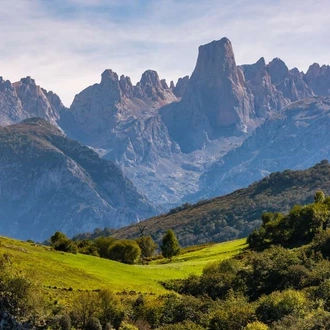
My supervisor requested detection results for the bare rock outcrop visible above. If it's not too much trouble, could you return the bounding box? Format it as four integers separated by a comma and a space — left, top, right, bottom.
161, 38, 254, 153
304, 63, 330, 96
63, 69, 178, 166
172, 75, 189, 97
0, 76, 64, 127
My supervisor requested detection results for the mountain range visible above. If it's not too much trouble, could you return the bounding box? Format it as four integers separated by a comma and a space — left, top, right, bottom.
1, 37, 330, 240
0, 118, 156, 241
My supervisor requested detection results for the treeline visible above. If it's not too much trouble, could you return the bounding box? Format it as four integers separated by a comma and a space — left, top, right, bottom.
48, 229, 180, 264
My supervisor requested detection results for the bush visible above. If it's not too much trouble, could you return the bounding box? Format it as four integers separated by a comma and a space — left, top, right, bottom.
256, 289, 307, 324
108, 240, 141, 264
85, 317, 102, 330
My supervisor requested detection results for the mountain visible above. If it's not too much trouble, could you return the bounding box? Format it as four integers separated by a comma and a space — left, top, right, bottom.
198, 96, 330, 200
113, 161, 330, 246
0, 118, 157, 241
0, 76, 66, 127
304, 63, 330, 96
160, 38, 255, 153
61, 68, 178, 162
1, 37, 330, 211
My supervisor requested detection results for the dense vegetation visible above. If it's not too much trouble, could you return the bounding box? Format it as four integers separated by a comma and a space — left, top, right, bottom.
112, 160, 330, 246
5, 188, 330, 328
0, 237, 245, 329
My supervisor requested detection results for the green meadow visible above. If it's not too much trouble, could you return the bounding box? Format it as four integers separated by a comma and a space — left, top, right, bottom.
0, 236, 246, 295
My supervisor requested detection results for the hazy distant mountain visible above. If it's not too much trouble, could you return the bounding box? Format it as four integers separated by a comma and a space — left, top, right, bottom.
0, 118, 157, 241
0, 76, 66, 127
197, 96, 330, 201
61, 69, 178, 167
1, 37, 330, 211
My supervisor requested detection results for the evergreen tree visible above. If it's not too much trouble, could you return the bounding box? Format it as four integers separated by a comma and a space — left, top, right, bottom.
161, 230, 180, 259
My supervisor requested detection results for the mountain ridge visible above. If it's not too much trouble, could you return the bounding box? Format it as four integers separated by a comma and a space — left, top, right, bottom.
0, 118, 157, 241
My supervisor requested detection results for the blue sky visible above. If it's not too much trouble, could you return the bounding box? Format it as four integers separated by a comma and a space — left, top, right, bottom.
0, 0, 329, 106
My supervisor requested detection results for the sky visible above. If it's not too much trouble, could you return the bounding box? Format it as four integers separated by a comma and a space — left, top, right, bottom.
0, 0, 329, 106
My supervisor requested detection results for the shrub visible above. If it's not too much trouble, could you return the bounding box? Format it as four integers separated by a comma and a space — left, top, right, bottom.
256, 289, 307, 324
108, 240, 141, 264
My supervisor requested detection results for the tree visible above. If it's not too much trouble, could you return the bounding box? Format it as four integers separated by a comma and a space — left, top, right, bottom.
315, 190, 325, 203
108, 239, 141, 264
94, 236, 116, 258
50, 231, 77, 253
161, 230, 180, 259
135, 236, 157, 259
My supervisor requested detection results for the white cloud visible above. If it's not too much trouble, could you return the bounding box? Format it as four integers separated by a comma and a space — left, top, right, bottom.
0, 0, 329, 106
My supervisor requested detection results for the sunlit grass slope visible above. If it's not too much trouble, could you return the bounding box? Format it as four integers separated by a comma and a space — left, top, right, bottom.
0, 236, 246, 294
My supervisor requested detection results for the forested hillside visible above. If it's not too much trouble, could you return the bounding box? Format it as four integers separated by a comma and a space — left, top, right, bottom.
114, 160, 330, 246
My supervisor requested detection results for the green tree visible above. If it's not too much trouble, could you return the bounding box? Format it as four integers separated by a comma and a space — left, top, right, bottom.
50, 231, 77, 253
108, 239, 141, 264
161, 230, 180, 259
315, 190, 325, 203
135, 236, 158, 259
94, 236, 116, 258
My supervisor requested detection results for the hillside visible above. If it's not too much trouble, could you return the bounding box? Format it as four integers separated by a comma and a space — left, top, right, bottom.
0, 236, 246, 295
113, 160, 330, 246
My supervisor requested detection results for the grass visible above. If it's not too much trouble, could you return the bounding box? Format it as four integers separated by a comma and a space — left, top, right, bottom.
0, 236, 246, 295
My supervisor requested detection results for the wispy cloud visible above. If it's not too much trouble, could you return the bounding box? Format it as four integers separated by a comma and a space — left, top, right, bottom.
0, 0, 329, 106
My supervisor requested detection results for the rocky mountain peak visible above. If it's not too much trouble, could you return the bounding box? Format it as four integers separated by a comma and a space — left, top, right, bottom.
304, 63, 330, 96
290, 67, 303, 79
0, 77, 13, 91
101, 69, 119, 84
140, 70, 162, 88
242, 57, 267, 82
191, 37, 237, 83
119, 75, 134, 98
19, 76, 36, 85
267, 58, 289, 85
160, 37, 254, 153
160, 79, 169, 89
173, 76, 189, 97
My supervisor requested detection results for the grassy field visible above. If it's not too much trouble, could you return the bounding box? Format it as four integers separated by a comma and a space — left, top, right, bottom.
0, 236, 246, 295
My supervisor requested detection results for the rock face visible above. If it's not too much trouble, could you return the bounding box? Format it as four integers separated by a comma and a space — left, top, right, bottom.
197, 96, 330, 201
0, 118, 157, 241
161, 38, 255, 153
304, 63, 330, 96
0, 76, 65, 127
172, 76, 189, 97
241, 57, 288, 117
62, 69, 178, 167
267, 58, 314, 101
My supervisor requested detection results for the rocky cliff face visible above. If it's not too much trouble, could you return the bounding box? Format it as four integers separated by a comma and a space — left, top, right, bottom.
197, 96, 330, 201
62, 69, 178, 167
161, 38, 255, 153
0, 118, 157, 241
304, 63, 330, 96
172, 76, 189, 97
0, 76, 65, 127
